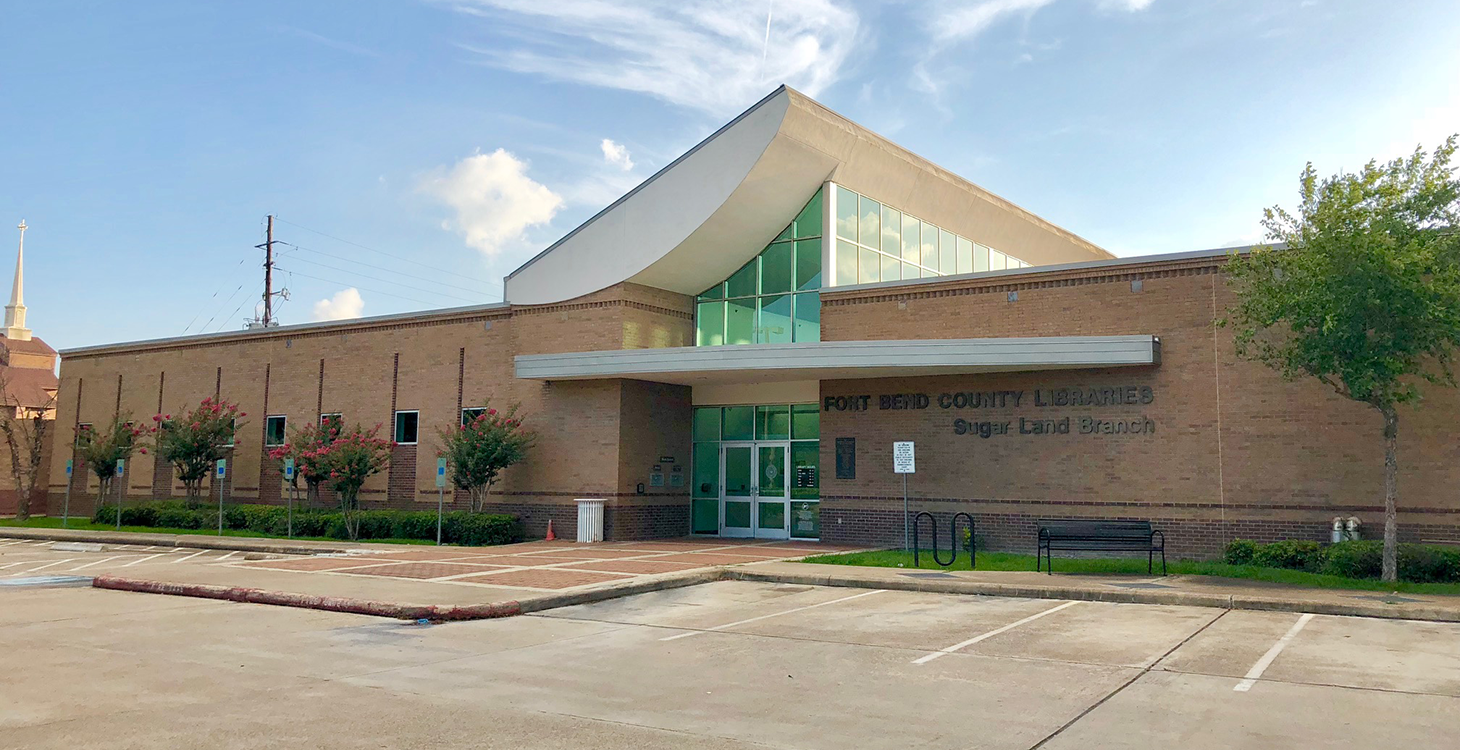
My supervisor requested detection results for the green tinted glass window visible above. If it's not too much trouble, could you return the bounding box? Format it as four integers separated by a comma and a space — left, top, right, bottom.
756, 405, 790, 439
692, 497, 718, 533
794, 189, 823, 238
835, 240, 858, 286
693, 407, 721, 442
721, 406, 754, 440
758, 294, 792, 344
698, 283, 723, 301
790, 442, 819, 499
794, 239, 821, 291
725, 298, 756, 345
793, 293, 820, 342
902, 215, 921, 263
858, 195, 880, 248
726, 259, 757, 298
695, 301, 725, 346
790, 500, 820, 537
835, 185, 858, 241
760, 241, 792, 295
692, 443, 719, 498
791, 404, 819, 439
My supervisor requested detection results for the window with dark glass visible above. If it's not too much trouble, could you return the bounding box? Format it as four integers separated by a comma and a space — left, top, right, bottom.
265, 415, 287, 446
394, 411, 419, 444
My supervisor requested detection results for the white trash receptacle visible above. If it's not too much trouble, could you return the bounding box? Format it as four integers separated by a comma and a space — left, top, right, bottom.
575, 498, 606, 543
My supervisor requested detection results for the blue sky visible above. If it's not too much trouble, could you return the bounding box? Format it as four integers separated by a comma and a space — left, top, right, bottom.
3, 0, 1458, 349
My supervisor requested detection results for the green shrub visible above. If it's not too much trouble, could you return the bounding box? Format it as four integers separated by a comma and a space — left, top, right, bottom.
1250, 539, 1327, 572
1322, 540, 1383, 578
1398, 544, 1460, 583
1223, 539, 1259, 566
442, 511, 522, 546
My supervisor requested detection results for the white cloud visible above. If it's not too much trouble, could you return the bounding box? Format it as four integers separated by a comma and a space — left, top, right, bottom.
421, 148, 564, 256
600, 138, 634, 171
312, 288, 364, 321
449, 0, 860, 116
931, 0, 1055, 45
1096, 0, 1154, 10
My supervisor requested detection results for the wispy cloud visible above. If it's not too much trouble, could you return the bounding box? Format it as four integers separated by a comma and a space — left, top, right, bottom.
445, 0, 861, 116
600, 139, 634, 171
312, 288, 365, 321
274, 25, 381, 58
420, 148, 564, 256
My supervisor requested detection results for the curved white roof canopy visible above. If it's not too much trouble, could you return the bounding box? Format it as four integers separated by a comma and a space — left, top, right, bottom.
504, 87, 1110, 305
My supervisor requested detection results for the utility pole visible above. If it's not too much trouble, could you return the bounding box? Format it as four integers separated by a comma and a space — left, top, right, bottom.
262, 215, 275, 327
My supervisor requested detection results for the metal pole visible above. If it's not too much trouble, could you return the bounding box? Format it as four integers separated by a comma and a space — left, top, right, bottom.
115, 477, 121, 530
217, 472, 224, 535
902, 474, 910, 554
287, 483, 294, 539
62, 478, 71, 528
436, 484, 444, 545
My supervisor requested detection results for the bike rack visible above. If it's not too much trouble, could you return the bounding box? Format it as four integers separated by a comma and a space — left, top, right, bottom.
912, 511, 976, 569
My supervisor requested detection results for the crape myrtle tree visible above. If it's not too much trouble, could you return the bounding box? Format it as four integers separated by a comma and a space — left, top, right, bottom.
75, 415, 144, 513
438, 403, 534, 513
313, 423, 392, 540
267, 421, 336, 509
153, 397, 244, 507
0, 374, 55, 521
1224, 136, 1460, 582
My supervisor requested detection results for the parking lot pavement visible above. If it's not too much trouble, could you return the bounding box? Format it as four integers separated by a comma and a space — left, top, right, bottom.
9, 577, 1458, 749
0, 538, 277, 578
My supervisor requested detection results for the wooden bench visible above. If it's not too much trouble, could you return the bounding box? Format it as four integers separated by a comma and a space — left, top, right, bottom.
1036, 519, 1166, 575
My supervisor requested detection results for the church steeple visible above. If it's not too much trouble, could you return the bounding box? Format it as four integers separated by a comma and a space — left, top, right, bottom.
4, 220, 31, 342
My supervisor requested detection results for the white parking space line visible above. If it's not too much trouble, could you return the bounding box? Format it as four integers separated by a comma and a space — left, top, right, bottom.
118, 553, 167, 567
912, 601, 1081, 665
68, 556, 126, 571
172, 549, 210, 564
6, 558, 79, 576
0, 539, 32, 547
658, 589, 887, 642
0, 561, 31, 569
210, 551, 240, 563
1234, 613, 1315, 692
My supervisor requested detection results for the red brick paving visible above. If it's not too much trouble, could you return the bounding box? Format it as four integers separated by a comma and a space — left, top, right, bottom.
557, 560, 706, 575
648, 553, 775, 565
336, 562, 511, 579
470, 555, 586, 566
527, 549, 656, 560
241, 558, 392, 572
363, 550, 486, 562
452, 568, 633, 589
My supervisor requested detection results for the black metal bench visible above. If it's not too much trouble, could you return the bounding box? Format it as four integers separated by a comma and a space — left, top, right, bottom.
1036, 519, 1166, 575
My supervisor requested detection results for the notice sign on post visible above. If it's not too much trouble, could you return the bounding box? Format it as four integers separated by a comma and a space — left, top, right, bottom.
216, 459, 227, 478
284, 458, 295, 481
435, 457, 448, 488
893, 441, 915, 474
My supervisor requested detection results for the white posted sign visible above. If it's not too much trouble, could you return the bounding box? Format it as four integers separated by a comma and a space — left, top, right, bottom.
893, 441, 916, 474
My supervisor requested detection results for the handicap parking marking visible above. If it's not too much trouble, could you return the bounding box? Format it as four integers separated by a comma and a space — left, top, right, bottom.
1233, 613, 1315, 692
912, 601, 1081, 665
658, 589, 887, 641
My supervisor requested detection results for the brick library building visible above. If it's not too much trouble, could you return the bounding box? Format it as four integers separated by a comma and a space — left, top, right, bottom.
48, 87, 1460, 556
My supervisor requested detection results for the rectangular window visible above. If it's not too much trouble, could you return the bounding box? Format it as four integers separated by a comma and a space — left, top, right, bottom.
835, 240, 859, 286
940, 228, 957, 275
75, 423, 93, 447
901, 215, 921, 263
394, 411, 419, 444
880, 252, 901, 283
721, 406, 754, 441
725, 298, 756, 345
794, 239, 821, 291
726, 259, 758, 298
857, 195, 880, 248
794, 188, 823, 239
758, 294, 793, 344
921, 222, 939, 271
793, 292, 820, 343
791, 404, 819, 440
835, 185, 858, 241
790, 442, 819, 499
957, 237, 973, 275
756, 405, 790, 440
989, 249, 1007, 271
320, 413, 343, 433
760, 241, 793, 295
462, 407, 485, 426
696, 301, 726, 346
974, 244, 990, 272
859, 247, 879, 284
224, 418, 237, 448
264, 415, 287, 446
692, 407, 721, 442
881, 205, 901, 255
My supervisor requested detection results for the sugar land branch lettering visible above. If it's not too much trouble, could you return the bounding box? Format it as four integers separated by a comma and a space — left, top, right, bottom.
821, 386, 1157, 439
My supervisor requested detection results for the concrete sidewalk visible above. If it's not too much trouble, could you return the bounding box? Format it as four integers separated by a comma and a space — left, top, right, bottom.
731, 561, 1460, 623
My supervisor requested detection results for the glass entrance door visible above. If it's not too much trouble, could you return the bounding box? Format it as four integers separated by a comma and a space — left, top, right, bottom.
719, 442, 789, 539
755, 443, 789, 539
720, 443, 754, 538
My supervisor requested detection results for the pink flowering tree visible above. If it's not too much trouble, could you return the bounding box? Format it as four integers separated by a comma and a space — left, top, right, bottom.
76, 415, 144, 511
267, 421, 337, 508
311, 423, 392, 540
437, 402, 534, 512
154, 397, 245, 506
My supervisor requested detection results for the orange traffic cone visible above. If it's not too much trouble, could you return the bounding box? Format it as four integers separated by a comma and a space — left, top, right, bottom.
545, 520, 556, 541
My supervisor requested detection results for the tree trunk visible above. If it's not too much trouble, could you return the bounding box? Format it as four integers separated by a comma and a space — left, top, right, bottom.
1381, 405, 1399, 583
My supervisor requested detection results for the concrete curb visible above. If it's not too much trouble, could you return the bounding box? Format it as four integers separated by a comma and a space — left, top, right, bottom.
2, 527, 387, 556
88, 568, 723, 622
91, 575, 523, 621
724, 569, 1460, 623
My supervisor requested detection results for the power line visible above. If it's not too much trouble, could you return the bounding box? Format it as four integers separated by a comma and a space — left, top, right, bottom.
215, 282, 263, 333
275, 254, 483, 304
273, 216, 504, 290
183, 259, 249, 333
280, 241, 497, 299
275, 267, 467, 308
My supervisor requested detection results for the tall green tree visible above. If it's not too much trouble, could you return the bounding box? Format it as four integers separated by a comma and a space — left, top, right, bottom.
438, 403, 534, 513
1224, 136, 1460, 582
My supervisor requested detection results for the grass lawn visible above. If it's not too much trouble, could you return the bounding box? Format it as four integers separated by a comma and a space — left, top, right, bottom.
800, 548, 1460, 597
0, 516, 434, 545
